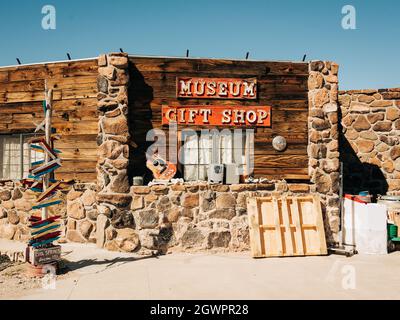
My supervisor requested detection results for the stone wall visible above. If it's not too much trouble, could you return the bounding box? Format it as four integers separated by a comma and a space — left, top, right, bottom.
307, 61, 341, 243
94, 181, 316, 254
339, 88, 400, 195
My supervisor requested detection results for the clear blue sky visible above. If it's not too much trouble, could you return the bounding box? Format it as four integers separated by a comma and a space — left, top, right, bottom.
0, 0, 399, 90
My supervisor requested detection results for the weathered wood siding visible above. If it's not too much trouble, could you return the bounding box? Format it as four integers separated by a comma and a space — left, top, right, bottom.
128, 57, 309, 180
0, 60, 98, 182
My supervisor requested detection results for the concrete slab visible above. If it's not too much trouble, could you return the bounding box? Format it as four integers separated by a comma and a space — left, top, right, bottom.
1, 240, 399, 300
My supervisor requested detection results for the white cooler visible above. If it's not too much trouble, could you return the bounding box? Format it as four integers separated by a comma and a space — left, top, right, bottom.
343, 198, 387, 255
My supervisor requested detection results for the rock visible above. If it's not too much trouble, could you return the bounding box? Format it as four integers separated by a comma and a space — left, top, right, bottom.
357, 140, 375, 153
229, 184, 257, 192
360, 131, 378, 140
79, 221, 93, 239
12, 188, 23, 200
207, 230, 231, 248
309, 131, 322, 143
109, 159, 128, 170
371, 100, 393, 108
109, 55, 129, 69
0, 224, 16, 240
14, 225, 30, 241
96, 214, 109, 248
139, 229, 159, 250
208, 209, 236, 220
339, 95, 351, 108
181, 194, 199, 208
109, 171, 130, 193
387, 107, 400, 121
102, 115, 129, 136
373, 121, 392, 132
382, 160, 395, 173
111, 210, 135, 229
97, 76, 108, 93
390, 146, 400, 161
104, 240, 120, 251
86, 209, 99, 221
106, 227, 117, 241
310, 61, 325, 72
288, 184, 310, 193
0, 208, 6, 219
144, 194, 158, 204
67, 219, 76, 230
313, 89, 329, 108
98, 66, 116, 80
66, 230, 86, 243
105, 108, 122, 120
167, 207, 181, 223
97, 205, 112, 217
98, 140, 123, 161
181, 226, 205, 248
7, 211, 19, 225
1, 200, 14, 210
353, 115, 371, 131
67, 200, 85, 220
309, 144, 327, 159
210, 185, 230, 192
230, 216, 249, 249
96, 193, 132, 207
358, 94, 375, 104
312, 119, 330, 130
0, 190, 11, 201
115, 228, 139, 252
350, 102, 370, 113
98, 54, 107, 67
151, 185, 169, 195
131, 186, 151, 195
135, 209, 159, 229
131, 196, 144, 211
216, 193, 236, 209
308, 72, 324, 89
67, 189, 83, 201
313, 170, 331, 194
13, 198, 31, 211
81, 189, 96, 207
367, 113, 384, 124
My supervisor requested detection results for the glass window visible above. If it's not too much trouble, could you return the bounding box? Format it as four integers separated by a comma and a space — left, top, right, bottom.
181, 129, 253, 182
0, 134, 44, 180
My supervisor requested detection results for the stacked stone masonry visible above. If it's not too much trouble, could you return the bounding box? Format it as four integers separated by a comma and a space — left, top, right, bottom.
307, 61, 341, 243
339, 88, 400, 195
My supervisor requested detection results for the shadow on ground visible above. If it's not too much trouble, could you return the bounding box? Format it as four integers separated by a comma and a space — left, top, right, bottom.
59, 254, 158, 274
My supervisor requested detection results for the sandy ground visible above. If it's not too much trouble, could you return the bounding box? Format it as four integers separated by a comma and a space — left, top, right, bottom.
0, 240, 399, 300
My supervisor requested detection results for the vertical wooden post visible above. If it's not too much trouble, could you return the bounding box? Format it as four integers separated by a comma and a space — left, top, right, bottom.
42, 82, 53, 220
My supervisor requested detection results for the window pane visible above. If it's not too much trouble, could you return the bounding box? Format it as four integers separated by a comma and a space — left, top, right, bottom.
0, 135, 21, 180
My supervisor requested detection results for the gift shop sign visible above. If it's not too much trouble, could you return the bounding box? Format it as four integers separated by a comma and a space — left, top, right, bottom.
162, 106, 271, 127
177, 77, 257, 99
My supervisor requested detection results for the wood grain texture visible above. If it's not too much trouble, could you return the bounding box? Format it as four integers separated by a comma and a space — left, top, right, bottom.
0, 59, 98, 182
128, 57, 309, 180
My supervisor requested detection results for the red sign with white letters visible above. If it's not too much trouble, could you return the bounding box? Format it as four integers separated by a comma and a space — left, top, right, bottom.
162, 105, 271, 127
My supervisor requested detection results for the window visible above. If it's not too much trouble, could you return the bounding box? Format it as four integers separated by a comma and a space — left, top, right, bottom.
0, 134, 44, 180
181, 129, 254, 181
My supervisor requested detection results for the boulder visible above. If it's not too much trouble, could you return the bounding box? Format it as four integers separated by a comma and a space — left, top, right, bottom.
14, 198, 32, 212
81, 189, 97, 207
0, 190, 11, 201
181, 226, 206, 248
96, 214, 109, 248
181, 194, 199, 208
66, 230, 86, 243
216, 193, 236, 209
7, 210, 19, 225
0, 224, 16, 240
208, 209, 236, 220
67, 200, 85, 220
115, 228, 140, 252
79, 220, 93, 239
135, 209, 159, 229
207, 230, 231, 248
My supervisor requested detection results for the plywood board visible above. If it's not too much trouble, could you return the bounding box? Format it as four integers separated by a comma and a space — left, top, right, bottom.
247, 195, 327, 258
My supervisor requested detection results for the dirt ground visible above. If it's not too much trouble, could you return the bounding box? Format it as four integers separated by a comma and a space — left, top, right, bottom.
0, 256, 72, 299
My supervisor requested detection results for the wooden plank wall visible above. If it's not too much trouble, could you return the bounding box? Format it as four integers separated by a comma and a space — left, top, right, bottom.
128, 57, 310, 180
0, 60, 99, 182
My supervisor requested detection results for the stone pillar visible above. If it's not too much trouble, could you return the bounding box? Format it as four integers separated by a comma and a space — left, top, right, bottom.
96, 53, 133, 247
308, 61, 340, 244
